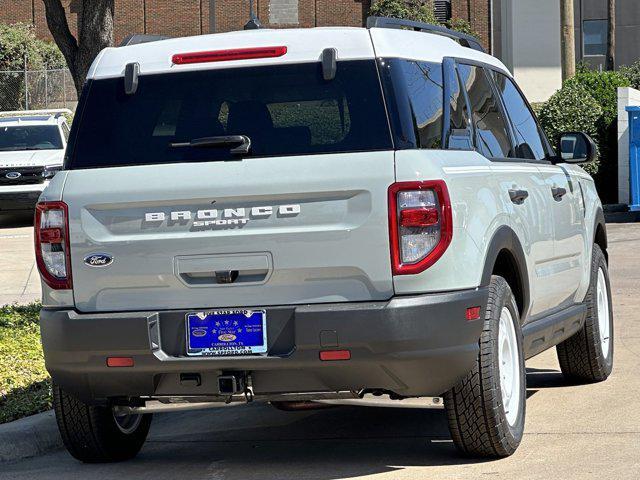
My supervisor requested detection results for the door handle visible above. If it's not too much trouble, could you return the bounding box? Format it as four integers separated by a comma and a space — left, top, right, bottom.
551, 186, 567, 201
508, 189, 529, 205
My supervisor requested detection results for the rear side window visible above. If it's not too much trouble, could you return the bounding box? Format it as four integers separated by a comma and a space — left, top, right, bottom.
458, 64, 512, 159
378, 59, 444, 150
67, 61, 392, 169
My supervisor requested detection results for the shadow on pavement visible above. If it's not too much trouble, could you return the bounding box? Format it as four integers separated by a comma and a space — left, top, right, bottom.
5, 367, 573, 480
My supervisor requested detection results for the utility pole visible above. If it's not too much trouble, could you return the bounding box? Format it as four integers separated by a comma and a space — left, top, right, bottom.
607, 0, 616, 70
560, 0, 576, 81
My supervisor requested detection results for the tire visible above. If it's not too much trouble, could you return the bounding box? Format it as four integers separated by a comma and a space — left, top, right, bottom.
53, 385, 152, 463
443, 275, 526, 458
557, 244, 614, 383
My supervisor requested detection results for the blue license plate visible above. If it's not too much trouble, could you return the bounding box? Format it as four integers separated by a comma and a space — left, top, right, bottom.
186, 309, 267, 356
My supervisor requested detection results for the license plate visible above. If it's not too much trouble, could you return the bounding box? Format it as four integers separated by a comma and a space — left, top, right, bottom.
186, 309, 267, 356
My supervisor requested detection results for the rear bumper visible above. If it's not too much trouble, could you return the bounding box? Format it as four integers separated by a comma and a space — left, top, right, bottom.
41, 288, 488, 404
0, 187, 43, 211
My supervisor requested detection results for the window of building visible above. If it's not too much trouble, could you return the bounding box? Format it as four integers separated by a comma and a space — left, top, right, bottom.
583, 20, 607, 56
493, 73, 547, 160
458, 64, 512, 159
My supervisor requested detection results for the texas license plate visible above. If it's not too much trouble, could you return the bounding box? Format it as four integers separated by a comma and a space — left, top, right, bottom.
186, 309, 267, 356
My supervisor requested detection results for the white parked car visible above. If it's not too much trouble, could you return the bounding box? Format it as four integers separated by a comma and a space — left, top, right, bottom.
36, 17, 613, 462
0, 113, 69, 214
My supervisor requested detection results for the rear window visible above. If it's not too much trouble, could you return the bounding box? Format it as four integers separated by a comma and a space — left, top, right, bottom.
67, 60, 393, 169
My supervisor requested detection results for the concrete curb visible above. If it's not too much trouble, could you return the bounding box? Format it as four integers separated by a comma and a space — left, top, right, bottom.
0, 410, 62, 463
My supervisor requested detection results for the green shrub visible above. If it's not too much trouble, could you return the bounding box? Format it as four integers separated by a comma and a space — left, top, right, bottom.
619, 61, 640, 90
566, 70, 630, 124
0, 23, 65, 111
562, 69, 629, 201
369, 0, 478, 37
369, 0, 438, 24
538, 81, 602, 176
0, 23, 64, 71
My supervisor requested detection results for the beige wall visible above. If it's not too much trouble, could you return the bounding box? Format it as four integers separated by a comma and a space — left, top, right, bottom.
501, 0, 562, 103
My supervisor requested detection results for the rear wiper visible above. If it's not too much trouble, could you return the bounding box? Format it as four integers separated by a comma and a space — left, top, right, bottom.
169, 135, 251, 156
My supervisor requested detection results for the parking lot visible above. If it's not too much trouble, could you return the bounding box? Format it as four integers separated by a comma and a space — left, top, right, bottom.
1, 217, 639, 479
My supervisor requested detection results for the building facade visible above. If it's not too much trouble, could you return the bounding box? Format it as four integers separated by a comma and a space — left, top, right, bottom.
1, 1, 490, 47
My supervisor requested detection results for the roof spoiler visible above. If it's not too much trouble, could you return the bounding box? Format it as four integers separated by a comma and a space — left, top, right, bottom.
366, 16, 485, 53
119, 34, 171, 47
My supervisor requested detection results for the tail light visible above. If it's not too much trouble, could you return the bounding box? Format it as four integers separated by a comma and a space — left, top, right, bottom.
35, 201, 72, 289
388, 181, 452, 275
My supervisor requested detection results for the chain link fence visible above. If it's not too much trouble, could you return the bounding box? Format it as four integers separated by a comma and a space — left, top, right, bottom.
0, 69, 77, 112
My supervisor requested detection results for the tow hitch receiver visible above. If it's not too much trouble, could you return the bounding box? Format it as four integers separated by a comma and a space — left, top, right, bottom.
218, 373, 245, 395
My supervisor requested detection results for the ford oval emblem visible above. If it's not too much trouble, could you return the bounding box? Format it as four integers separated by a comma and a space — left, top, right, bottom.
5, 172, 21, 179
84, 253, 114, 267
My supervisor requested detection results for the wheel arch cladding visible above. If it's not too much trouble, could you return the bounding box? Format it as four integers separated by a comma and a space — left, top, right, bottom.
481, 226, 530, 321
594, 208, 608, 262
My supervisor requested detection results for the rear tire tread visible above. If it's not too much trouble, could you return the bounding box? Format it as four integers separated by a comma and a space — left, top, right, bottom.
53, 385, 151, 463
556, 244, 613, 383
443, 276, 524, 458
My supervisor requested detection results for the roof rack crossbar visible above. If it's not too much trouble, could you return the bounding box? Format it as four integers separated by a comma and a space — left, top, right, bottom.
366, 16, 485, 53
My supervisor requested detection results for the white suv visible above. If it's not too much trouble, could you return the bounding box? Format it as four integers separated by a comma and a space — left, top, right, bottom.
36, 17, 613, 462
0, 113, 69, 214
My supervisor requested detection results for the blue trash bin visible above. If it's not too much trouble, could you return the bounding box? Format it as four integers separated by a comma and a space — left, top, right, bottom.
627, 106, 640, 211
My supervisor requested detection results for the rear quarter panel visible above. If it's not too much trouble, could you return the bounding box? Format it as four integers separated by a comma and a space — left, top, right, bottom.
393, 150, 510, 294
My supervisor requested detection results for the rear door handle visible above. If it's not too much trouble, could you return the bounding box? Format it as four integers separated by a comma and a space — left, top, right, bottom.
508, 189, 529, 204
551, 186, 567, 201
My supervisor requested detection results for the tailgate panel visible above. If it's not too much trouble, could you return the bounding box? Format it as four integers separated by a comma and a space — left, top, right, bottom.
64, 152, 395, 312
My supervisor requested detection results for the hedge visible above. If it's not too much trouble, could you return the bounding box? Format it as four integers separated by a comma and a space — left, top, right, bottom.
538, 82, 603, 177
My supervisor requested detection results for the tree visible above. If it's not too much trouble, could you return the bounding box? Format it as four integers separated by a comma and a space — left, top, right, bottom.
560, 0, 576, 81
42, 0, 114, 96
369, 0, 477, 37
606, 0, 616, 71
369, 0, 438, 25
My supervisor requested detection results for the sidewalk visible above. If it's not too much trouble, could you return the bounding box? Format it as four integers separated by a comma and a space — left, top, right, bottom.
0, 226, 41, 306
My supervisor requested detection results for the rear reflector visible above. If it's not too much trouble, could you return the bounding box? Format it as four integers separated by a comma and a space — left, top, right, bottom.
172, 46, 287, 65
400, 207, 439, 227
466, 306, 481, 321
107, 357, 134, 368
319, 350, 351, 361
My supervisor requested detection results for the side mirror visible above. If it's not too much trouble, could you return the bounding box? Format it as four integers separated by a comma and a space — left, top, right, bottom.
556, 132, 598, 164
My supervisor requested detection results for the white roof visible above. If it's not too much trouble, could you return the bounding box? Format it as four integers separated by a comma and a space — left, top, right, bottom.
88, 26, 511, 80
0, 115, 60, 127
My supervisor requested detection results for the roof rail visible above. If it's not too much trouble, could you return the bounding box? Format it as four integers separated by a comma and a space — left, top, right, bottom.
366, 16, 485, 53
119, 34, 171, 47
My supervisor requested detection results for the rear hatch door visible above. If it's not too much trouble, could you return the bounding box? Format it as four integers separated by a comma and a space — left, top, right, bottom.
63, 56, 396, 312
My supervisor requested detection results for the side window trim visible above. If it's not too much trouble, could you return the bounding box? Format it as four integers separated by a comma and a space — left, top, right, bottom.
447, 56, 552, 164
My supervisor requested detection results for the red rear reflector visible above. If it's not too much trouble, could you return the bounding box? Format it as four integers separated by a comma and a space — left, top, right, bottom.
319, 350, 351, 361
172, 46, 287, 65
107, 357, 134, 368
400, 207, 439, 227
466, 306, 481, 321
39, 228, 63, 244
